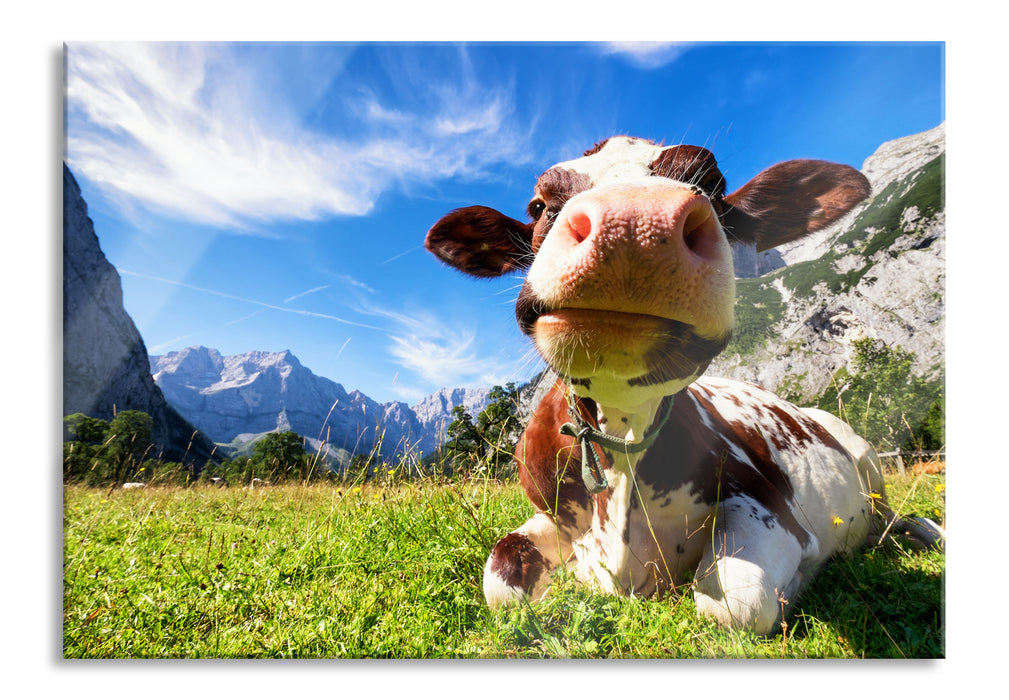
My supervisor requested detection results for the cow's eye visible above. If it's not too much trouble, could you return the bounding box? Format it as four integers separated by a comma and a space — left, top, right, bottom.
698, 172, 725, 198
528, 200, 547, 220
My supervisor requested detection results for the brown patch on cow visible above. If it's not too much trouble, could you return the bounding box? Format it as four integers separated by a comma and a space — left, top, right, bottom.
488, 533, 547, 590
633, 389, 727, 506
764, 404, 819, 452
515, 381, 592, 524
533, 168, 593, 213
649, 145, 727, 199
593, 486, 612, 529
528, 167, 594, 251
791, 407, 849, 455
689, 389, 797, 503
636, 385, 812, 550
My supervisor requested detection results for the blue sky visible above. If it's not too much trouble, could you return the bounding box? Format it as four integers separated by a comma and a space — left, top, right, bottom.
64, 41, 944, 405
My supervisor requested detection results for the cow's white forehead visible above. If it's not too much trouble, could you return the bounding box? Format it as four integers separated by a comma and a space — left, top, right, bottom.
554, 137, 667, 186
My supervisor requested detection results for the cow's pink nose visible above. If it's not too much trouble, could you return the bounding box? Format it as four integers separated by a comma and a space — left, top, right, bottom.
549, 185, 721, 266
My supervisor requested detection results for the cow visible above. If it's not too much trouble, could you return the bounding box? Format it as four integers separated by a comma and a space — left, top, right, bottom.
424, 136, 943, 635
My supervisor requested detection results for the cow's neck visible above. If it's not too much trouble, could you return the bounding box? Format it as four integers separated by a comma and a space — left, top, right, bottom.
576, 394, 667, 593
590, 399, 665, 447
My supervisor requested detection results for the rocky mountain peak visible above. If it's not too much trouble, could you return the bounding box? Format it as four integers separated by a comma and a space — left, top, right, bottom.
152, 346, 224, 386
149, 346, 498, 460
861, 122, 945, 192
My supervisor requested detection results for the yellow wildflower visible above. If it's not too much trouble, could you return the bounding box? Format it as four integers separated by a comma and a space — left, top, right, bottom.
832, 516, 844, 526
935, 483, 946, 494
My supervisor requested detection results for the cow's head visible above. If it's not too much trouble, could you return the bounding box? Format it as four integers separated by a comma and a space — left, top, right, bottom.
426, 137, 870, 411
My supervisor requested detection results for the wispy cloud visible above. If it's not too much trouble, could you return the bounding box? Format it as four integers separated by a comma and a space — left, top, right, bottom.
284, 285, 330, 304
119, 269, 388, 332
358, 301, 533, 389
65, 43, 533, 229
601, 42, 697, 69
381, 245, 424, 266
363, 304, 484, 386
333, 275, 375, 295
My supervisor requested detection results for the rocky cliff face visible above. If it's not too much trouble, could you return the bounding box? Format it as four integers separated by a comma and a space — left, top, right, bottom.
411, 386, 493, 444
707, 123, 945, 403
62, 164, 214, 464
150, 346, 492, 459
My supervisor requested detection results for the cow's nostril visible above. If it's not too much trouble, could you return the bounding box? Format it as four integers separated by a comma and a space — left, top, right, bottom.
682, 206, 716, 257
568, 211, 593, 244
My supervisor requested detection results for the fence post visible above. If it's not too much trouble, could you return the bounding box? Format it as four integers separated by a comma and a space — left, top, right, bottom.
894, 452, 905, 476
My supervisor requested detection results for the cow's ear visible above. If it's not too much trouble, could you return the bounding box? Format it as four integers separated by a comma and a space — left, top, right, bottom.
425, 205, 535, 278
722, 160, 870, 252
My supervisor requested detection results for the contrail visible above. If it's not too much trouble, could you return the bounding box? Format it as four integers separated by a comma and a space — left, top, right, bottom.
118, 270, 390, 333
284, 285, 330, 304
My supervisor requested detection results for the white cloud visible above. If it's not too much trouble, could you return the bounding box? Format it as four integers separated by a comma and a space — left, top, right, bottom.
601, 42, 697, 69
357, 301, 534, 390
388, 331, 483, 387
362, 303, 482, 385
65, 43, 532, 229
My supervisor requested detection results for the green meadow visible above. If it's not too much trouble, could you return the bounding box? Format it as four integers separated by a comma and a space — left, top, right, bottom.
63, 469, 944, 659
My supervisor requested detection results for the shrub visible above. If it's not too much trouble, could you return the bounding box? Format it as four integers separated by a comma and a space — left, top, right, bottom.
818, 338, 943, 452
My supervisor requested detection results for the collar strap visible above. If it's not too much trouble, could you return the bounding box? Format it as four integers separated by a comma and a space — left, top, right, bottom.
559, 396, 674, 494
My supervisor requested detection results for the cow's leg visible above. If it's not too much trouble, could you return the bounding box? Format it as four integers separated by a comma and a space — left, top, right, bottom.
483, 512, 572, 607
692, 496, 809, 636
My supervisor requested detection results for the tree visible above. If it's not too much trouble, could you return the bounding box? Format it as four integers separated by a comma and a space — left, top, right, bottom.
64, 413, 110, 444
62, 410, 156, 484
63, 413, 112, 483
252, 431, 310, 482
107, 410, 155, 482
445, 383, 522, 476
818, 338, 944, 453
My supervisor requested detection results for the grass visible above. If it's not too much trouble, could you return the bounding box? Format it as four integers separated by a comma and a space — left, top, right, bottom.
63, 469, 944, 658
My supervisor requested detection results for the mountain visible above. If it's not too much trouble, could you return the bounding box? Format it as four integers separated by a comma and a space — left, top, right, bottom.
150, 346, 493, 461
707, 122, 945, 403
411, 386, 494, 443
62, 164, 215, 464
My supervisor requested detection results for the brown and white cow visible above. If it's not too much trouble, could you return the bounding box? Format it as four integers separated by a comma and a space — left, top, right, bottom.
425, 136, 942, 635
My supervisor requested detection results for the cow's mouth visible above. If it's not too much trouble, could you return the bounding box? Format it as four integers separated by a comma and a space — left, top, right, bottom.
520, 305, 731, 387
